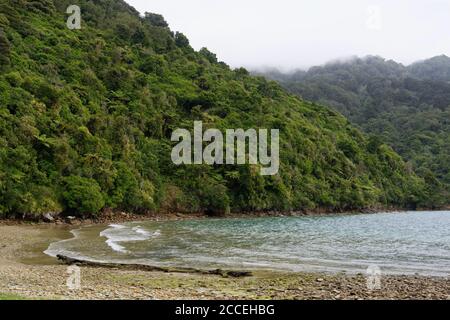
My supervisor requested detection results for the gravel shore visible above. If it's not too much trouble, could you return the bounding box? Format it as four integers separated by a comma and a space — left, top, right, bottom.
0, 224, 448, 300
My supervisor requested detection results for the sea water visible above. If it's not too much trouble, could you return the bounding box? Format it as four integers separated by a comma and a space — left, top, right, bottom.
45, 211, 450, 276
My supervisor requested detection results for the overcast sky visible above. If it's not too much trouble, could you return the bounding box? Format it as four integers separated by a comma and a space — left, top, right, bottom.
126, 0, 450, 70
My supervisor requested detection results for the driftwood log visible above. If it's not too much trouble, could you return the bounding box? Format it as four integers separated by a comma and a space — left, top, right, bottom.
57, 254, 253, 278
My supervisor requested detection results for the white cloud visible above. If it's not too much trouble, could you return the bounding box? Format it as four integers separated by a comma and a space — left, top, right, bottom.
126, 0, 450, 69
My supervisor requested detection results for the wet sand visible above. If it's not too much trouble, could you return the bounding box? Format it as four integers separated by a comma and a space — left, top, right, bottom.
0, 224, 448, 300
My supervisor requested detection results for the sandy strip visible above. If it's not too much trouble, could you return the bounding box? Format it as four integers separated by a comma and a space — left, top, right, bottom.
0, 224, 448, 300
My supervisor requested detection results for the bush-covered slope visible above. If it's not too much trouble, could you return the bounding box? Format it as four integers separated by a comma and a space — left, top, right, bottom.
0, 0, 434, 218
259, 56, 449, 204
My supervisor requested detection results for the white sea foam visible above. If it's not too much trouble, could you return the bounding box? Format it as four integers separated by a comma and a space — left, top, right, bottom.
105, 239, 127, 253
132, 226, 151, 236
100, 224, 161, 253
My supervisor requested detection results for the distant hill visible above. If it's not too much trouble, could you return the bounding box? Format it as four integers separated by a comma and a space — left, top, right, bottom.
408, 55, 450, 82
0, 0, 442, 218
257, 56, 450, 201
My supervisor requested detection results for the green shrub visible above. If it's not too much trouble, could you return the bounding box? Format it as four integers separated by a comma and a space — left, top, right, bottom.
62, 176, 105, 215
198, 179, 231, 215
0, 28, 10, 66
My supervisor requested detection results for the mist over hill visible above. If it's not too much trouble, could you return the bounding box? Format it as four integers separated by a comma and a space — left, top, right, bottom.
256, 56, 450, 201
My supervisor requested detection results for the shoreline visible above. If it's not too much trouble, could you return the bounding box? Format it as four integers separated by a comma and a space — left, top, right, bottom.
0, 216, 449, 300
0, 205, 442, 227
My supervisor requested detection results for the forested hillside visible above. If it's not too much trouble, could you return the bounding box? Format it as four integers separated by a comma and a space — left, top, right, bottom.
0, 0, 438, 218
258, 56, 449, 204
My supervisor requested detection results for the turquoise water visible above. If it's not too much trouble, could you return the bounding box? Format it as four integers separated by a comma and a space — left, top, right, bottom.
45, 211, 450, 276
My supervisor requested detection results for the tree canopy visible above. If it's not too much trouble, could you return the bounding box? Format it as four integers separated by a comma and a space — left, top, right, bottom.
258, 56, 449, 205
0, 0, 439, 218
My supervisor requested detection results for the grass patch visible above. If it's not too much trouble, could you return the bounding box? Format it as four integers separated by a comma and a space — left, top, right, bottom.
0, 293, 27, 300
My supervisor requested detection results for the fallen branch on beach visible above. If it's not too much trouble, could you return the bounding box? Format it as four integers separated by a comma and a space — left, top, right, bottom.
56, 255, 253, 278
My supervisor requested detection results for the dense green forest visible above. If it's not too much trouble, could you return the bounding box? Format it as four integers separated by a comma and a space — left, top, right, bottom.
0, 0, 442, 218
258, 56, 449, 204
